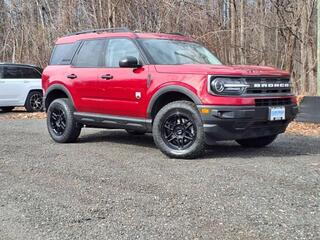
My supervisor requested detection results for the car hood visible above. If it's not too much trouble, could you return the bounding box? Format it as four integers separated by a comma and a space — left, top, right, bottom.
154, 64, 290, 77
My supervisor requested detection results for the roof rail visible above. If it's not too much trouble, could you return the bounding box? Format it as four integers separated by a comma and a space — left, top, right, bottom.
67, 27, 131, 36
163, 32, 186, 36
0, 62, 37, 67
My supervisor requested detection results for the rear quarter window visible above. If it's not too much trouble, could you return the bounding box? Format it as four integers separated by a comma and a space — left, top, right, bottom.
50, 42, 79, 65
21, 67, 42, 78
73, 39, 106, 67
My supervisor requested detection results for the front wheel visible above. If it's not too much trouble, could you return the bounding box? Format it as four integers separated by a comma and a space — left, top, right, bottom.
152, 101, 205, 159
236, 135, 278, 148
47, 98, 81, 143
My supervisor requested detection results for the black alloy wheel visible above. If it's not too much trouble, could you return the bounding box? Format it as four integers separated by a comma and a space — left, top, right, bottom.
152, 100, 205, 159
50, 108, 67, 136
162, 113, 196, 150
47, 98, 81, 143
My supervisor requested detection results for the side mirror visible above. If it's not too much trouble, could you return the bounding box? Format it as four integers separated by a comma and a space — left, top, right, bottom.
119, 56, 142, 68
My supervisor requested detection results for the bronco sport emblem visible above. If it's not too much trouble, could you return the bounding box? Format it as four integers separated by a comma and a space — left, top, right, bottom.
253, 83, 290, 88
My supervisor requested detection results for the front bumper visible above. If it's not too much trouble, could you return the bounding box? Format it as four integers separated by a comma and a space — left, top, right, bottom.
197, 104, 298, 144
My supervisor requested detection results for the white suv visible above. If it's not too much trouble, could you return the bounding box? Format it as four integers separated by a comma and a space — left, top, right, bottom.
0, 63, 43, 112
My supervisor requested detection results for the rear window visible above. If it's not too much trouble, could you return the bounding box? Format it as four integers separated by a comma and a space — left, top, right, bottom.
50, 42, 79, 65
73, 39, 106, 67
2, 66, 42, 79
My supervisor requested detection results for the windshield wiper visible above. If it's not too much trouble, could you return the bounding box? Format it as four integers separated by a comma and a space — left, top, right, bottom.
198, 51, 211, 64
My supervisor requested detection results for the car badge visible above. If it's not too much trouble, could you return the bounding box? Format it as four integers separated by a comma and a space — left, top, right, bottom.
135, 92, 142, 100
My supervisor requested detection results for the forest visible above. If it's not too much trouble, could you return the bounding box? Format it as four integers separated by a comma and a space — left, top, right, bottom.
0, 0, 317, 95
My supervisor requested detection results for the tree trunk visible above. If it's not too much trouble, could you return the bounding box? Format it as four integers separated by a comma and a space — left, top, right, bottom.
301, 3, 308, 93
230, 0, 237, 63
258, 0, 266, 65
240, 0, 246, 64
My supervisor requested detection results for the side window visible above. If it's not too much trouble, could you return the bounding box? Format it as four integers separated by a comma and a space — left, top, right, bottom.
21, 68, 42, 79
50, 42, 79, 65
106, 39, 141, 68
3, 66, 23, 79
73, 39, 106, 67
0, 66, 3, 79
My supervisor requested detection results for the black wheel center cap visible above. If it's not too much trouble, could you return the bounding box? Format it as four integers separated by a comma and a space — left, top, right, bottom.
174, 125, 185, 136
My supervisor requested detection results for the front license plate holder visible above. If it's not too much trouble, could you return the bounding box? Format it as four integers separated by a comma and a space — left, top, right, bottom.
269, 106, 286, 121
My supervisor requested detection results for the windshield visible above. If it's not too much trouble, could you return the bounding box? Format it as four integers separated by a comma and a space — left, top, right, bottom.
141, 39, 222, 65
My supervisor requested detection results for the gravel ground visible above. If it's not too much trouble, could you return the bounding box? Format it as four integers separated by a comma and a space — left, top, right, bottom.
0, 119, 319, 240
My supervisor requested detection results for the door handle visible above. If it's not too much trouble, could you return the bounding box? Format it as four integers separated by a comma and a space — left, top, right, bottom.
24, 80, 30, 83
101, 74, 113, 80
0, 81, 5, 83
67, 74, 77, 79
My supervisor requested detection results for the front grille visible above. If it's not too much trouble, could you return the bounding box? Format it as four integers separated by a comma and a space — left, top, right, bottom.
245, 77, 291, 95
247, 89, 291, 94
255, 98, 292, 107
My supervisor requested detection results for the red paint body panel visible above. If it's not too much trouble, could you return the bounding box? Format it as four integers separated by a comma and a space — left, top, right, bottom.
42, 31, 294, 119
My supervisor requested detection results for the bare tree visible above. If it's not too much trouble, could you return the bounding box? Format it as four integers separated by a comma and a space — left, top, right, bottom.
240, 0, 246, 64
0, 0, 317, 95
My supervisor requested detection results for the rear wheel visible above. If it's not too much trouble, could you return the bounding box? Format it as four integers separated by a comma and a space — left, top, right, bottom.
47, 98, 81, 143
25, 91, 43, 112
236, 135, 278, 148
0, 107, 15, 112
152, 101, 205, 159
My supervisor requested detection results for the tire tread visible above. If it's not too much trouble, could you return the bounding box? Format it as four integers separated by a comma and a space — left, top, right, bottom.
47, 98, 81, 143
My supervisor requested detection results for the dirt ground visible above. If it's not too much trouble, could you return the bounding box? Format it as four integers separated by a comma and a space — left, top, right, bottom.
1, 107, 319, 137
286, 122, 320, 136
0, 108, 46, 120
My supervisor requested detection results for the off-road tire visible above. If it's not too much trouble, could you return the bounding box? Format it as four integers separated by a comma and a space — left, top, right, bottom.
236, 135, 278, 148
47, 98, 81, 143
152, 101, 205, 159
25, 90, 43, 112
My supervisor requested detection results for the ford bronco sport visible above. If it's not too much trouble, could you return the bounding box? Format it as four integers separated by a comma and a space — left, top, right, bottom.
42, 28, 298, 159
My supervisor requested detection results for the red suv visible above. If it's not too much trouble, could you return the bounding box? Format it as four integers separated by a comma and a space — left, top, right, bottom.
42, 28, 298, 159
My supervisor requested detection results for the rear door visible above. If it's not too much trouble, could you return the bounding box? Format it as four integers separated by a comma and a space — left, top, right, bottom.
0, 66, 25, 106
21, 66, 42, 90
69, 39, 108, 113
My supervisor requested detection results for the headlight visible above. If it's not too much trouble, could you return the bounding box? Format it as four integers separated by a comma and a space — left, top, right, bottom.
209, 77, 249, 96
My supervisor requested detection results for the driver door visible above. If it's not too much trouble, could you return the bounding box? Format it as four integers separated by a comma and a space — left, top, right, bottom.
96, 38, 148, 118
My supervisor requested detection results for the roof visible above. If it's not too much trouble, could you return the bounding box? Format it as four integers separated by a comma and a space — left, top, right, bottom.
55, 28, 194, 44
0, 63, 40, 68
